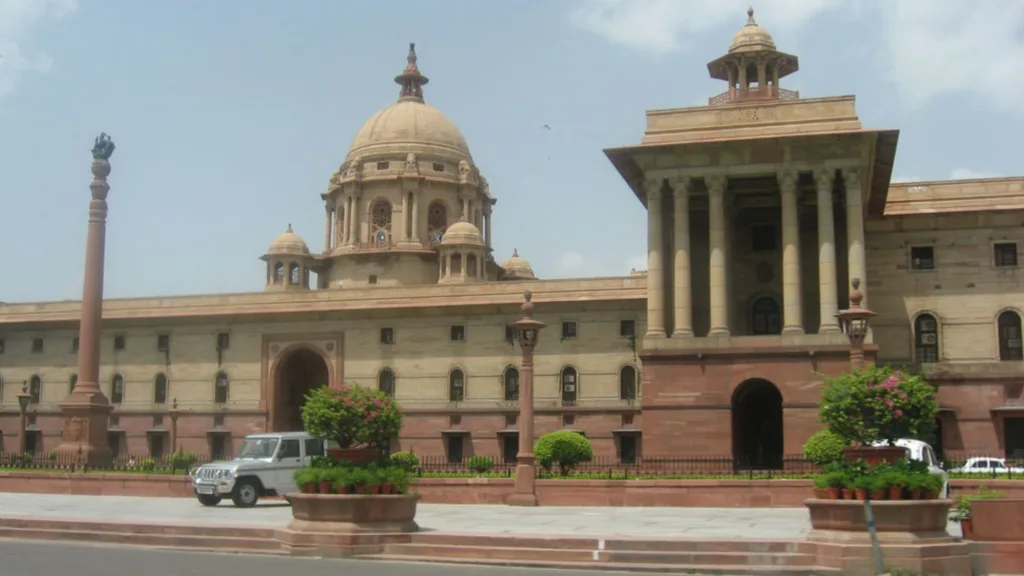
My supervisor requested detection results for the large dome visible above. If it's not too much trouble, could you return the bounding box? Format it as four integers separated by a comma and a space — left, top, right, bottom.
346, 100, 471, 161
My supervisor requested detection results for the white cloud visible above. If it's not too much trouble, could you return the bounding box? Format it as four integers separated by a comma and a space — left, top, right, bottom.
0, 0, 77, 101
880, 0, 1024, 116
569, 0, 846, 55
949, 168, 1002, 181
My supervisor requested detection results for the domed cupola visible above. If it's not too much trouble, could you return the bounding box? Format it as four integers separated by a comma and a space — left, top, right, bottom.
706, 7, 799, 106
438, 214, 490, 284
260, 225, 313, 291
317, 44, 498, 290
500, 249, 537, 281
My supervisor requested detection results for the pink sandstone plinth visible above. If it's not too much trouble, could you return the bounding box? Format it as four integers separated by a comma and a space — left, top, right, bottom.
277, 493, 420, 557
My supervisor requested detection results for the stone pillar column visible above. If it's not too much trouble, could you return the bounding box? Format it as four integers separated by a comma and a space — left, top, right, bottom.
410, 193, 420, 242
843, 167, 867, 309
323, 205, 332, 251
778, 168, 804, 334
461, 198, 469, 219
57, 134, 115, 466
644, 178, 666, 339
334, 197, 345, 248
738, 59, 748, 88
484, 208, 492, 247
814, 167, 839, 332
460, 252, 467, 279
401, 192, 410, 241
706, 174, 730, 337
349, 195, 361, 245
671, 178, 693, 337
508, 292, 545, 507
445, 252, 452, 276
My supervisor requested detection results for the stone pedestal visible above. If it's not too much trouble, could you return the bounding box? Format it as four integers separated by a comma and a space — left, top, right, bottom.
277, 493, 419, 557
806, 499, 971, 575
55, 394, 113, 466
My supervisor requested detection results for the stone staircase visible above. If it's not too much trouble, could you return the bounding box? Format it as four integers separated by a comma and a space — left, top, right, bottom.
0, 517, 285, 555
365, 532, 841, 574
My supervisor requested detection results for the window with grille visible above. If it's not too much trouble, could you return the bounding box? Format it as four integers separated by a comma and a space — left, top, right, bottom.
910, 246, 934, 270
998, 311, 1023, 361
995, 243, 1018, 267
914, 314, 940, 363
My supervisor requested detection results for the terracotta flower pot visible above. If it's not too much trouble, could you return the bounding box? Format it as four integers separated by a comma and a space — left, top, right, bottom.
814, 488, 829, 499
960, 518, 974, 540
910, 488, 922, 500
871, 489, 886, 501
842, 489, 855, 500
355, 485, 370, 494
382, 482, 396, 495
300, 483, 316, 494
843, 446, 908, 466
826, 487, 841, 500
370, 484, 381, 495
924, 490, 938, 500
855, 489, 868, 501
318, 480, 332, 494
888, 486, 903, 500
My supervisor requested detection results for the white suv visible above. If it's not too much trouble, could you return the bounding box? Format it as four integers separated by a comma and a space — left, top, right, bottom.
189, 432, 326, 507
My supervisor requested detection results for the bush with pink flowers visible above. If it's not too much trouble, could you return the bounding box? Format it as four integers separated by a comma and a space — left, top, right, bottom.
300, 382, 403, 450
819, 365, 939, 447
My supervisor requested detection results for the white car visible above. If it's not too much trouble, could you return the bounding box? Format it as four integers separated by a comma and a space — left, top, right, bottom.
950, 456, 1024, 475
870, 438, 949, 498
189, 432, 326, 507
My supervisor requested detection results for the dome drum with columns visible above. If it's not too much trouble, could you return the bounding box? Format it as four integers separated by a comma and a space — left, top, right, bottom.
261, 44, 531, 292
706, 7, 799, 106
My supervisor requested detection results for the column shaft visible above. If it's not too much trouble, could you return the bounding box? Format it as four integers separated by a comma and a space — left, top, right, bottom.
401, 192, 410, 241
843, 167, 867, 308
778, 168, 804, 333
706, 174, 730, 337
411, 193, 419, 241
671, 178, 693, 337
815, 168, 839, 332
644, 179, 667, 338
323, 206, 332, 251
484, 210, 492, 247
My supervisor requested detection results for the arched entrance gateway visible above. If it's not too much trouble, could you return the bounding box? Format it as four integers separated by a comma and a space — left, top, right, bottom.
731, 379, 784, 470
272, 347, 331, 431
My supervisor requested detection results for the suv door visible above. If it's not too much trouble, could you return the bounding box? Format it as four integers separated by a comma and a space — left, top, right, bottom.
274, 438, 303, 493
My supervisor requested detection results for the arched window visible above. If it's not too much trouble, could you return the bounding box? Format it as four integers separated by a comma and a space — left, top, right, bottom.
427, 201, 448, 244
998, 310, 1023, 361
154, 373, 168, 404
289, 262, 300, 285
378, 368, 396, 398
111, 374, 124, 404
273, 262, 285, 284
751, 297, 781, 335
560, 367, 578, 406
448, 369, 465, 402
619, 365, 638, 401
29, 374, 41, 404
503, 366, 519, 401
914, 314, 940, 363
214, 371, 230, 403
69, 374, 78, 394
372, 200, 392, 247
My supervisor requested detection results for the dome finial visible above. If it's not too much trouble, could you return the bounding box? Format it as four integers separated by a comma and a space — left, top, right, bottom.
395, 42, 430, 103
747, 6, 756, 25
512, 248, 519, 257
286, 223, 293, 232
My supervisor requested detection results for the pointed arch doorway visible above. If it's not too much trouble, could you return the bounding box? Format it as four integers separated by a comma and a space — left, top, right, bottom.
272, 347, 331, 431
731, 378, 784, 470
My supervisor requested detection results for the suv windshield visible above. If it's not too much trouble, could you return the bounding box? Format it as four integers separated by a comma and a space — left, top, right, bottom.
237, 438, 279, 459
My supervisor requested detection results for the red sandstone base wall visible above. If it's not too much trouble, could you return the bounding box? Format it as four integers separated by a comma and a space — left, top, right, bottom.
0, 472, 1021, 507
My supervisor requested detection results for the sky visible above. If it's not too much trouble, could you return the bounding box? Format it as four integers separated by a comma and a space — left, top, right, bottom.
1, 0, 1022, 303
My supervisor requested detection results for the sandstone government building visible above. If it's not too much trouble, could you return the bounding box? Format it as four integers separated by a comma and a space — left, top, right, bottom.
1, 12, 1022, 466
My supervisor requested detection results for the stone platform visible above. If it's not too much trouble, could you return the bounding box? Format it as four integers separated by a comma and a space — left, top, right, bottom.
0, 493, 1007, 575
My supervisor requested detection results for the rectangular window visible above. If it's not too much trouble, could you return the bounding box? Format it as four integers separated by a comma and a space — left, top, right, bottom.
449, 325, 466, 342
368, 274, 378, 285
216, 332, 230, 350
376, 161, 390, 171
502, 434, 519, 464
910, 246, 934, 270
751, 225, 777, 252
0, 338, 5, 354
619, 320, 636, 338
32, 338, 44, 353
211, 435, 226, 461
619, 435, 638, 465
446, 435, 464, 463
432, 162, 445, 172
72, 337, 79, 353
114, 335, 126, 351
157, 334, 170, 351
148, 434, 165, 460
561, 321, 578, 339
380, 327, 395, 345
108, 433, 121, 459
505, 325, 516, 344
25, 431, 39, 455
995, 242, 1018, 267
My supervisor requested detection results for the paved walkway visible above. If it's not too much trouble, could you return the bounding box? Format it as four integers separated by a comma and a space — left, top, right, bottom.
0, 493, 961, 539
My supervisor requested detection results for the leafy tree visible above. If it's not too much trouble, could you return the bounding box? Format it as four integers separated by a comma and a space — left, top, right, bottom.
819, 365, 938, 446
301, 382, 403, 450
534, 430, 594, 476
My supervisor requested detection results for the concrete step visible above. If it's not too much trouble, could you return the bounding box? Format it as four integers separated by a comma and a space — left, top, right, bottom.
365, 553, 840, 575
0, 517, 277, 539
0, 524, 283, 554
384, 542, 596, 563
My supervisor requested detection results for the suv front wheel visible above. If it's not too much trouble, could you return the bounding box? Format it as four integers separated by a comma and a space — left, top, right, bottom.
231, 479, 260, 508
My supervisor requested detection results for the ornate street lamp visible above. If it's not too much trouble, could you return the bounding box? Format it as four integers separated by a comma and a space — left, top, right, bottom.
17, 382, 33, 454
169, 398, 180, 455
507, 290, 546, 507
836, 277, 876, 370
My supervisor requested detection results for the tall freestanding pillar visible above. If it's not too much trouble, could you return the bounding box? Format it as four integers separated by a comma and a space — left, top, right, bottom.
507, 290, 546, 507
56, 133, 116, 466
644, 179, 666, 338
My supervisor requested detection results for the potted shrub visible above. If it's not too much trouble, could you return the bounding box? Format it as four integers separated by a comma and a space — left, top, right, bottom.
384, 467, 410, 495
905, 471, 931, 499
883, 470, 906, 500
819, 366, 939, 465
467, 455, 494, 477
301, 382, 403, 465
852, 474, 873, 500
317, 468, 335, 495
953, 486, 1004, 540
803, 429, 849, 469
293, 468, 318, 494
389, 451, 420, 473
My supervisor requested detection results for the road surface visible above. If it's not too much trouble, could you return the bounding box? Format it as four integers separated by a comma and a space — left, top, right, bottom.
0, 539, 680, 576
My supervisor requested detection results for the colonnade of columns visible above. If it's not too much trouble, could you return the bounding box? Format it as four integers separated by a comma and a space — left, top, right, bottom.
439, 249, 488, 282
322, 192, 493, 251
644, 166, 866, 339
